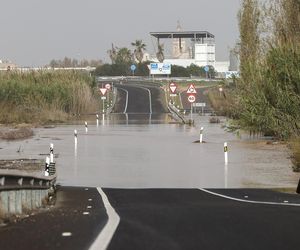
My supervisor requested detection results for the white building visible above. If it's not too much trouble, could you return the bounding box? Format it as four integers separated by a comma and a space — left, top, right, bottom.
150, 26, 230, 74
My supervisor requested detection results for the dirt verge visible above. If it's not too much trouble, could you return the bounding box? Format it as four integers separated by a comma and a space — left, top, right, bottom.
0, 127, 34, 140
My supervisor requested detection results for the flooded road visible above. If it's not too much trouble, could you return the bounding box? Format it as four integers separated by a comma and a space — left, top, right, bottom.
0, 113, 298, 189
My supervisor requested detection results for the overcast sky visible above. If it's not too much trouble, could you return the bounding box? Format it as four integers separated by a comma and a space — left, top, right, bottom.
0, 0, 241, 66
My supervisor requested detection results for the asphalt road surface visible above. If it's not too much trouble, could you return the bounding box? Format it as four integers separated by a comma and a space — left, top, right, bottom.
2, 187, 300, 250
0, 187, 107, 250
112, 83, 168, 114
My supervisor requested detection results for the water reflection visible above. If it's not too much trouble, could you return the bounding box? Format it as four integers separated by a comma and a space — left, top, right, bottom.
0, 113, 299, 189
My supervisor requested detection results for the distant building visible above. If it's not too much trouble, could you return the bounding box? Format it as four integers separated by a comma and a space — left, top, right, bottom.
215, 61, 230, 73
172, 21, 191, 59
150, 23, 230, 74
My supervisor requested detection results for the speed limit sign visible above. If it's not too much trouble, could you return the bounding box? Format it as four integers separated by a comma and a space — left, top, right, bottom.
188, 94, 196, 103
105, 83, 111, 90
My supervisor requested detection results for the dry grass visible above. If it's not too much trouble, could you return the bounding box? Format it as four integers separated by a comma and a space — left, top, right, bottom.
207, 87, 237, 117
289, 137, 300, 172
0, 70, 99, 124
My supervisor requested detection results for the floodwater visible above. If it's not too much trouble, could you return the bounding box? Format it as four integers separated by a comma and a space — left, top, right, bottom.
0, 114, 299, 189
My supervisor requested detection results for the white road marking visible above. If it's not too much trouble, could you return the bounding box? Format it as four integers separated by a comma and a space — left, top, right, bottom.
62, 232, 72, 237
87, 206, 92, 209
199, 188, 300, 207
137, 86, 152, 114
88, 199, 93, 201
89, 188, 120, 250
118, 88, 129, 113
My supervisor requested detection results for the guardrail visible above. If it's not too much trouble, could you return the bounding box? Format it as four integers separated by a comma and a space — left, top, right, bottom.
0, 170, 56, 217
168, 103, 187, 124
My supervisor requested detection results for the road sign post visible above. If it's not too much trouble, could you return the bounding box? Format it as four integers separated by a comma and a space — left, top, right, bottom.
100, 87, 107, 113
204, 66, 209, 80
105, 84, 111, 108
130, 64, 136, 76
187, 85, 196, 121
187, 94, 196, 121
169, 82, 177, 104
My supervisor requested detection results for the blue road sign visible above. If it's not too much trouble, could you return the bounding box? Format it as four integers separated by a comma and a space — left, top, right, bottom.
130, 64, 136, 72
204, 66, 209, 72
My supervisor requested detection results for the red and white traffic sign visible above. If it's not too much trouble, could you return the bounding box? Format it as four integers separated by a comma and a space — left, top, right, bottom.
99, 88, 107, 96
105, 83, 111, 90
188, 94, 196, 103
169, 82, 177, 93
187, 84, 197, 94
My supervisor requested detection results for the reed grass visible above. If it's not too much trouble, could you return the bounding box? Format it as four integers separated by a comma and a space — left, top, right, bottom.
207, 87, 238, 117
0, 70, 99, 124
236, 0, 300, 169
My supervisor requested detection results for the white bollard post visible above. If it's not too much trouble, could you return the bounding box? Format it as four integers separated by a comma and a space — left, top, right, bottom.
96, 114, 99, 127
44, 157, 50, 176
200, 127, 204, 143
224, 142, 228, 165
50, 143, 54, 163
74, 129, 78, 144
85, 121, 88, 133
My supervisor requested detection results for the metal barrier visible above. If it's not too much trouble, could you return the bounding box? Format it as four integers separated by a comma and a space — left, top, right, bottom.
0, 171, 56, 217
168, 103, 187, 124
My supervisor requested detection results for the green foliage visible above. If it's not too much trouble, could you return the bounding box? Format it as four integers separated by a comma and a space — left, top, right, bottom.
170, 65, 190, 77
131, 40, 146, 64
115, 47, 133, 65
0, 70, 99, 124
236, 0, 300, 140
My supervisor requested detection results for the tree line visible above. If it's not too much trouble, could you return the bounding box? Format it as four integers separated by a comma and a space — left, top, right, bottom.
48, 57, 103, 68
94, 40, 216, 77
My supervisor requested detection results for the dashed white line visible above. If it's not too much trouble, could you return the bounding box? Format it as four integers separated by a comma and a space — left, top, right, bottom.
199, 188, 300, 207
62, 232, 72, 237
89, 188, 120, 250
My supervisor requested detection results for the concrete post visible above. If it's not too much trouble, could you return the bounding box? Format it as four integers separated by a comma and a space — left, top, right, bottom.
50, 143, 54, 163
200, 127, 204, 143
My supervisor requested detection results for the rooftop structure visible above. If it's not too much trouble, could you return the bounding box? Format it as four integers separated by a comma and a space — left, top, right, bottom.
150, 24, 216, 68
150, 31, 215, 40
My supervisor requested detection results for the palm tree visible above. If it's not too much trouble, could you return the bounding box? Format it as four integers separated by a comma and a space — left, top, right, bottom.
115, 47, 133, 65
107, 43, 118, 64
156, 43, 165, 63
131, 40, 146, 64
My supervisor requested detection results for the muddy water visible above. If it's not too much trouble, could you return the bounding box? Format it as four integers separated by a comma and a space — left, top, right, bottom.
0, 114, 299, 189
